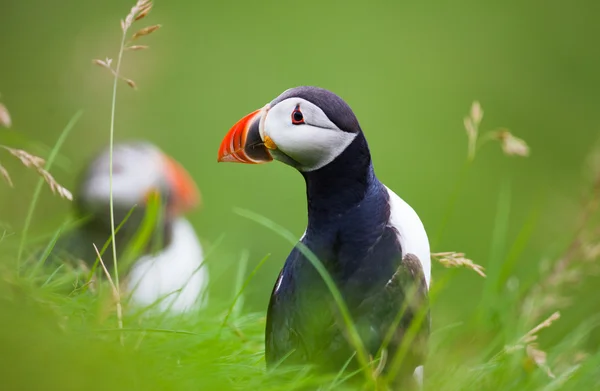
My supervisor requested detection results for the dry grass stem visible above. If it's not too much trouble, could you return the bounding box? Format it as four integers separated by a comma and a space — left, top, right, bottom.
431, 251, 486, 277
1, 146, 72, 200
0, 163, 13, 186
93, 243, 124, 345
521, 311, 561, 344
93, 0, 160, 306
94, 1, 158, 89
93, 59, 137, 89
131, 24, 161, 40
503, 312, 560, 379
0, 102, 11, 128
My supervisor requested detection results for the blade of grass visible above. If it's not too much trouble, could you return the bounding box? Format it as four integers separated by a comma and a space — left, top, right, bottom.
480, 176, 512, 316
327, 352, 357, 390
81, 206, 137, 294
219, 252, 270, 334
16, 110, 83, 273
497, 201, 542, 290
93, 243, 124, 345
41, 264, 65, 287
232, 250, 249, 319
119, 192, 161, 273
233, 207, 375, 388
28, 225, 65, 279
95, 328, 198, 336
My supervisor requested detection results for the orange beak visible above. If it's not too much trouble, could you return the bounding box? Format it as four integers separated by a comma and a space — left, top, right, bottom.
217, 108, 273, 164
162, 154, 200, 215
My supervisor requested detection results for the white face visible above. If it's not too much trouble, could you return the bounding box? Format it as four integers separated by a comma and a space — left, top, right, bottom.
260, 97, 357, 171
79, 143, 165, 213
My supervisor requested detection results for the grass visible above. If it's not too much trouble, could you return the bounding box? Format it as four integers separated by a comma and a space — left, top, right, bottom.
16, 110, 83, 272
1, 1, 600, 390
2, 202, 599, 391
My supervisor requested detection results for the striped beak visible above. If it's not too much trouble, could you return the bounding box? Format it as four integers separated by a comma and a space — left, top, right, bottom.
217, 107, 273, 164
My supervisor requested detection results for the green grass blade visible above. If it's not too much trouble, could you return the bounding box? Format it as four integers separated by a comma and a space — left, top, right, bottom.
81, 206, 137, 294
232, 250, 249, 320
28, 225, 65, 279
220, 252, 270, 334
16, 110, 83, 273
41, 264, 64, 287
480, 176, 512, 316
119, 192, 162, 273
497, 202, 542, 290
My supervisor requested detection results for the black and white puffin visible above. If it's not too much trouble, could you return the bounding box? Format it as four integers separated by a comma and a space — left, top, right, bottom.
217, 87, 431, 386
54, 141, 209, 313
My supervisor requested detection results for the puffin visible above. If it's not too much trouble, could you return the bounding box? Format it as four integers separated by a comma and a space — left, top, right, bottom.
53, 141, 208, 313
217, 86, 431, 387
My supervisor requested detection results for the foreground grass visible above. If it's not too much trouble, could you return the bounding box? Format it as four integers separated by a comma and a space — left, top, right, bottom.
1, 223, 599, 391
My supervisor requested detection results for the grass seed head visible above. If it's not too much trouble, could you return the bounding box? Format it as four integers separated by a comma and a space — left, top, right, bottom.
0, 102, 12, 128
431, 251, 487, 277
526, 344, 555, 378
0, 163, 13, 186
470, 101, 483, 126
131, 24, 161, 40
135, 2, 153, 21
123, 0, 153, 31
125, 45, 149, 51
493, 129, 530, 157
93, 58, 113, 70
2, 146, 72, 200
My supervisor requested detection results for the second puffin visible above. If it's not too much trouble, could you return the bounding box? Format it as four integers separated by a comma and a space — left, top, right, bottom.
218, 86, 430, 387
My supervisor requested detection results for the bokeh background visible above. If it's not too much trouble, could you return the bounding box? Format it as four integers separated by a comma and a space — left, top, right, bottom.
1, 0, 600, 335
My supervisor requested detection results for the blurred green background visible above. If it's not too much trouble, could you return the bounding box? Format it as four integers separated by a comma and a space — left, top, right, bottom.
1, 0, 600, 332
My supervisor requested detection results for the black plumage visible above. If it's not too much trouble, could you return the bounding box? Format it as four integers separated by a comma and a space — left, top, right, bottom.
264, 96, 430, 385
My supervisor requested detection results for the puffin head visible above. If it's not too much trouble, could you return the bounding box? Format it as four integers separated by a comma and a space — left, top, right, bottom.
77, 141, 200, 224
217, 86, 364, 172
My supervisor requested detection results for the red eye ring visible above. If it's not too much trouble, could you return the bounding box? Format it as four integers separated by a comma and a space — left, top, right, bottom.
291, 105, 304, 125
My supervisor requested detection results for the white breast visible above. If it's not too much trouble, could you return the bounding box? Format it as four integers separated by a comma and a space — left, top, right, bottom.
385, 186, 431, 289
126, 218, 209, 313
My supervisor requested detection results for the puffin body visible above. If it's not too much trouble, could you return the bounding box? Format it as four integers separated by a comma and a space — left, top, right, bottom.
56, 141, 208, 313
218, 87, 430, 385
125, 217, 206, 312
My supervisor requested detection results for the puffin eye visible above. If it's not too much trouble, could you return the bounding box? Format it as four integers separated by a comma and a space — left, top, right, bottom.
291, 106, 305, 125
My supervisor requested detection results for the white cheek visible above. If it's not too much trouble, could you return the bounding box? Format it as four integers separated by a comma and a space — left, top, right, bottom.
265, 107, 357, 171
274, 125, 356, 170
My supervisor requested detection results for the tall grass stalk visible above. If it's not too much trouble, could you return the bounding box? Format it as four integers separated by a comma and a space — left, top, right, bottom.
107, 27, 129, 291
16, 110, 83, 273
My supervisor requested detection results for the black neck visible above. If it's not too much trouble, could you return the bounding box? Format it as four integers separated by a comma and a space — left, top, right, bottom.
302, 133, 375, 225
